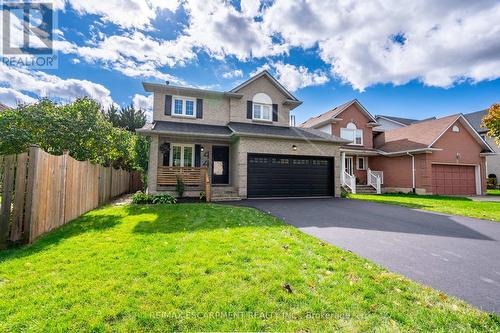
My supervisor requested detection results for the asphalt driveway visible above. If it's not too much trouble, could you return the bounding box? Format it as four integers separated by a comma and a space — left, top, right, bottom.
231, 198, 500, 314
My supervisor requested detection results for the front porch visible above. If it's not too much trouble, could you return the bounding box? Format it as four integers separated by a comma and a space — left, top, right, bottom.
341, 151, 383, 194
148, 135, 240, 201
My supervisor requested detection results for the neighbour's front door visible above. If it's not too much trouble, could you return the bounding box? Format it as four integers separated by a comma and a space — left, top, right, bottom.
345, 156, 353, 175
212, 146, 229, 184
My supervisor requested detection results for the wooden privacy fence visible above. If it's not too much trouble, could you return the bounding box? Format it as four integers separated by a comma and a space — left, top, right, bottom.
0, 146, 143, 248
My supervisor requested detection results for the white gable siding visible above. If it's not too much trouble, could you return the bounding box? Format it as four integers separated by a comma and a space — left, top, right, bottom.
318, 124, 332, 134
376, 118, 407, 132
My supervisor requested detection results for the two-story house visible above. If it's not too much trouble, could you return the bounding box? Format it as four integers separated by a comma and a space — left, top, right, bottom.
138, 71, 348, 200
301, 100, 494, 195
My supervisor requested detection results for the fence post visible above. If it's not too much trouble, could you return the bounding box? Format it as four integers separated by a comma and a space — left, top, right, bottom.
23, 146, 40, 243
0, 155, 16, 249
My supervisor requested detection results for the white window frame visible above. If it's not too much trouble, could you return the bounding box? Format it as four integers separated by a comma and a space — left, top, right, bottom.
340, 123, 363, 146
357, 157, 367, 170
169, 144, 195, 167
252, 102, 272, 122
172, 96, 197, 118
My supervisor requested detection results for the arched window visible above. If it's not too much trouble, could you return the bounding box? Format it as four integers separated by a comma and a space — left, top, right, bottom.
341, 122, 363, 145
252, 93, 272, 121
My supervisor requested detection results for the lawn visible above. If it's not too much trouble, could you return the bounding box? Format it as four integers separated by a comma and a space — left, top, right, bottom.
487, 189, 500, 196
0, 204, 498, 332
348, 193, 500, 222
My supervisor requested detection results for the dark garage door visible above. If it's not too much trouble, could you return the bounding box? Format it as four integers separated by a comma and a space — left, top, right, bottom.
432, 164, 476, 195
247, 154, 334, 198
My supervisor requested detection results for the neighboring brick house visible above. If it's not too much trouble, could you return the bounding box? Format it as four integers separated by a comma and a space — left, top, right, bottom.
464, 110, 500, 180
301, 100, 494, 195
137, 71, 348, 200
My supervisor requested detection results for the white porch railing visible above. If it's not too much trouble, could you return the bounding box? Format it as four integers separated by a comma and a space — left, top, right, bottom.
343, 171, 356, 194
367, 169, 382, 194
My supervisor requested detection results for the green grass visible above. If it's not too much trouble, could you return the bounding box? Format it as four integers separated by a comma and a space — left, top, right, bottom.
487, 189, 500, 196
348, 193, 500, 222
0, 204, 498, 332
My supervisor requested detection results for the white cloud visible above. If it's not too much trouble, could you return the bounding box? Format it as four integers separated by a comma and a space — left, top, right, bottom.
262, 0, 500, 91
0, 64, 114, 108
0, 87, 37, 107
272, 62, 329, 92
182, 0, 287, 61
222, 69, 243, 79
132, 93, 153, 111
63, 0, 180, 29
240, 0, 262, 18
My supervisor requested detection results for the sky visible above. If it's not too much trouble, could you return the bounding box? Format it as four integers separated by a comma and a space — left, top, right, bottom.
0, 0, 499, 124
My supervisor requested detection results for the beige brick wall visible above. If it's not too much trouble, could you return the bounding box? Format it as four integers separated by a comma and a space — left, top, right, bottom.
152, 92, 230, 126
230, 76, 292, 127
234, 137, 342, 198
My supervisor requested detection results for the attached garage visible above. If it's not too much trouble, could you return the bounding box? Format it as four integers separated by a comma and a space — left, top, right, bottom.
247, 154, 334, 198
432, 164, 477, 195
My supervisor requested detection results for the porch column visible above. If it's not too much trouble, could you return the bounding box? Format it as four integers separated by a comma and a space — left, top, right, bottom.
341, 151, 345, 185
147, 135, 159, 194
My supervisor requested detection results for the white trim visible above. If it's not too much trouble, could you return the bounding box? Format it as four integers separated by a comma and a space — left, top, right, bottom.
169, 144, 195, 167
252, 102, 272, 121
340, 127, 363, 146
475, 165, 482, 195
171, 96, 197, 118
345, 156, 354, 175
357, 156, 367, 170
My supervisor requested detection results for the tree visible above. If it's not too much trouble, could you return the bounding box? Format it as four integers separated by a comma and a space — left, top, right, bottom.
483, 103, 500, 145
0, 98, 140, 170
103, 104, 146, 132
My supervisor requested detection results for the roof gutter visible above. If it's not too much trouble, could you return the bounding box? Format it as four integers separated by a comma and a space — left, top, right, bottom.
377, 147, 441, 156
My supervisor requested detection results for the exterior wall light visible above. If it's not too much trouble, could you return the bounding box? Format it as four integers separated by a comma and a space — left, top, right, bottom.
292, 145, 297, 151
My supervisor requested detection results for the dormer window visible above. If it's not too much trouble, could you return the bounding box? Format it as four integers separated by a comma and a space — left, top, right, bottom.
172, 96, 196, 118
252, 93, 272, 121
341, 122, 363, 145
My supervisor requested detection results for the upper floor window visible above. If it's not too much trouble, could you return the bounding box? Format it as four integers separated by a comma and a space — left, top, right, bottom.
341, 122, 363, 145
252, 93, 272, 121
172, 96, 196, 117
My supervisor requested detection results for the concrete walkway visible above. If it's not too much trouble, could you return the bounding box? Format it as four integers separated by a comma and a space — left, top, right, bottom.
231, 198, 500, 314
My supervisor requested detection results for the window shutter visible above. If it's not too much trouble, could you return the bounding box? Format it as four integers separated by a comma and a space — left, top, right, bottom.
196, 99, 203, 119
247, 101, 253, 119
194, 144, 201, 167
164, 95, 172, 115
272, 104, 278, 122
161, 143, 171, 166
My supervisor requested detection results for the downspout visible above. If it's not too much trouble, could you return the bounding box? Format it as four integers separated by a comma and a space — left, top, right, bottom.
407, 152, 416, 194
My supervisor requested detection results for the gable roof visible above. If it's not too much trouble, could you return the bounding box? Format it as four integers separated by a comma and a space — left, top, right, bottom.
376, 114, 493, 154
230, 70, 299, 102
464, 109, 488, 134
300, 99, 378, 128
375, 115, 436, 126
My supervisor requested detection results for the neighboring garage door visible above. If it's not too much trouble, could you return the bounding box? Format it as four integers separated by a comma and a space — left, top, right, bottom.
247, 154, 334, 198
432, 164, 476, 195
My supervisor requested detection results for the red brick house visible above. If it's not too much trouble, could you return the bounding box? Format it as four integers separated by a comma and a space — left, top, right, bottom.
301, 100, 495, 195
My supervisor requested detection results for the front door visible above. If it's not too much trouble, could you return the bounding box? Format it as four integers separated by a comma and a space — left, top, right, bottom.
212, 146, 229, 184
345, 156, 353, 175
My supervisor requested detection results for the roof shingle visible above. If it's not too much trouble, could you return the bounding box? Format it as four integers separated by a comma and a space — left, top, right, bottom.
376, 115, 459, 153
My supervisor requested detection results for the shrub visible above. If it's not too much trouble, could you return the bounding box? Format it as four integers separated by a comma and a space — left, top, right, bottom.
132, 192, 176, 205
487, 177, 497, 189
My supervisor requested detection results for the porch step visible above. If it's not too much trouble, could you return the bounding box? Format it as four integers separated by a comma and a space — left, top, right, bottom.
211, 187, 241, 202
343, 184, 378, 194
